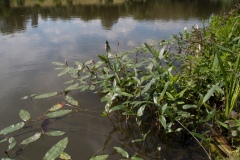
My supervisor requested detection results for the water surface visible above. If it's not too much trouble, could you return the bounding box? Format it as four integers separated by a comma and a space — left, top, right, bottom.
0, 0, 233, 159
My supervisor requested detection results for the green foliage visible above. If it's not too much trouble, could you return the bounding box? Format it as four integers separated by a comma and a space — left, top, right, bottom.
43, 137, 68, 160
0, 122, 25, 135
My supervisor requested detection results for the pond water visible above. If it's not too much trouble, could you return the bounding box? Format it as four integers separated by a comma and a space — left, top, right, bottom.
0, 0, 233, 159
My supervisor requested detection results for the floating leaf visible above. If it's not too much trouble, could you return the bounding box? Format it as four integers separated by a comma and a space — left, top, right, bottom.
52, 62, 65, 66
65, 96, 78, 106
19, 110, 31, 121
60, 152, 71, 160
64, 80, 74, 84
8, 137, 16, 150
49, 102, 65, 112
45, 110, 72, 119
35, 92, 58, 99
0, 137, 8, 143
90, 155, 108, 160
58, 68, 70, 77
114, 147, 129, 158
20, 132, 42, 145
0, 122, 25, 135
43, 137, 68, 160
46, 131, 65, 136
182, 104, 198, 110
65, 83, 79, 91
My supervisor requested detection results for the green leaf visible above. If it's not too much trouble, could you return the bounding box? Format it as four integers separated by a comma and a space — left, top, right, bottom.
20, 132, 42, 145
58, 68, 70, 77
137, 105, 146, 117
46, 131, 65, 136
52, 62, 65, 66
0, 122, 25, 135
19, 110, 31, 121
65, 96, 78, 106
202, 84, 218, 104
159, 115, 166, 129
182, 104, 198, 109
98, 55, 109, 62
49, 103, 64, 112
64, 80, 74, 84
60, 152, 71, 160
0, 137, 8, 143
35, 92, 58, 99
130, 156, 144, 160
65, 83, 79, 91
8, 137, 16, 150
90, 155, 108, 160
43, 137, 68, 160
45, 110, 72, 119
216, 44, 232, 53
114, 147, 129, 158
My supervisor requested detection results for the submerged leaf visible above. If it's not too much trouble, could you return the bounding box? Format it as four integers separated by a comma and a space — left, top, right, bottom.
43, 137, 68, 160
19, 110, 31, 121
20, 132, 42, 145
41, 119, 52, 132
0, 122, 25, 135
35, 92, 58, 99
46, 131, 65, 136
114, 147, 129, 158
45, 110, 72, 118
90, 155, 108, 160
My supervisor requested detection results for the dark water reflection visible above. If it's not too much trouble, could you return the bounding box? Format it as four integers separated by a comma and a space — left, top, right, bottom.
0, 0, 233, 159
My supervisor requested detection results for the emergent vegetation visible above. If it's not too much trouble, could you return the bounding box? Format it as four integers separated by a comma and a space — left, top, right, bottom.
0, 2, 240, 160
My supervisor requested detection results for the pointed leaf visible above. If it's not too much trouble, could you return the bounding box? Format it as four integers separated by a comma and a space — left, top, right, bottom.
0, 122, 25, 135
46, 131, 65, 136
202, 84, 218, 104
114, 147, 129, 158
8, 137, 17, 150
182, 104, 198, 109
130, 157, 144, 160
65, 83, 79, 91
52, 62, 65, 66
60, 152, 71, 160
65, 96, 78, 106
98, 55, 109, 63
64, 80, 74, 84
159, 115, 166, 129
90, 155, 108, 160
137, 105, 146, 117
19, 110, 31, 121
45, 110, 72, 119
0, 137, 8, 143
20, 132, 41, 145
43, 137, 68, 160
35, 92, 58, 99
58, 68, 70, 77
49, 102, 65, 112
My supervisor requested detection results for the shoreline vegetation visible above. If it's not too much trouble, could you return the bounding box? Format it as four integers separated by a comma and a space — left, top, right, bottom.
0, 1, 240, 159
